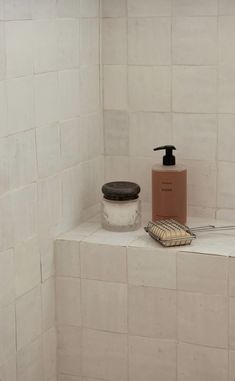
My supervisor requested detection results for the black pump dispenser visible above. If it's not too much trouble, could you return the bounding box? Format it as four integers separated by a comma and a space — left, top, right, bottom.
153, 145, 176, 166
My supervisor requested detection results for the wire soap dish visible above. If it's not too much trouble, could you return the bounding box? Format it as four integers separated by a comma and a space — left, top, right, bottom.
144, 219, 235, 247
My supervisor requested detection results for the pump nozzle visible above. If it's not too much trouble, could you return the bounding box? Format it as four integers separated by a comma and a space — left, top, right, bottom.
153, 145, 176, 166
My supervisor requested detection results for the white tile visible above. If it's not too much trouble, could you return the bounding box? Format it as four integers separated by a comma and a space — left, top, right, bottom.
218, 65, 235, 113
102, 0, 126, 17
80, 0, 99, 17
80, 18, 99, 65
173, 0, 218, 15
0, 22, 5, 80
36, 125, 61, 178
8, 130, 37, 190
0, 304, 15, 365
103, 18, 127, 65
128, 17, 171, 65
0, 193, 13, 251
58, 69, 80, 120
58, 19, 79, 70
129, 285, 176, 339
128, 247, 176, 289
173, 66, 217, 113
0, 137, 9, 195
229, 350, 235, 381
173, 113, 217, 161
43, 328, 57, 380
33, 19, 57, 73
219, 0, 235, 14
186, 160, 217, 208
129, 156, 154, 202
82, 279, 128, 333
0, 354, 16, 381
128, 0, 171, 16
32, 0, 56, 18
178, 292, 228, 348
57, 0, 79, 17
60, 376, 81, 381
55, 240, 80, 277
129, 66, 171, 112
129, 336, 176, 381
129, 112, 172, 157
60, 118, 81, 169
7, 76, 34, 135
219, 16, 235, 64
42, 277, 55, 331
12, 184, 37, 243
173, 17, 217, 65
229, 258, 235, 297
16, 286, 42, 350
80, 156, 104, 210
219, 115, 235, 162
56, 277, 81, 326
6, 21, 33, 78
38, 230, 55, 283
80, 113, 103, 161
4, 0, 32, 20
17, 337, 43, 381
104, 65, 127, 110
14, 236, 41, 298
80, 65, 100, 114
57, 325, 81, 376
230, 297, 235, 349
105, 156, 129, 182
0, 81, 7, 138
177, 252, 228, 295
82, 329, 128, 381
104, 110, 129, 156
178, 342, 228, 381
218, 162, 235, 209
80, 241, 127, 282
0, 249, 14, 307
34, 72, 58, 128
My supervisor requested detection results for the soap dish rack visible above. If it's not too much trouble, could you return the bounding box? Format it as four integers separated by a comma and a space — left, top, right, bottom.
144, 219, 235, 247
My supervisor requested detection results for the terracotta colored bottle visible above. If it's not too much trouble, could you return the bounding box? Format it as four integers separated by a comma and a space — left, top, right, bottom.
152, 145, 187, 225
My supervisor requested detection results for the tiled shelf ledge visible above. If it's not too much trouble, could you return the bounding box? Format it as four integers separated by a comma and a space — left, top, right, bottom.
55, 217, 235, 381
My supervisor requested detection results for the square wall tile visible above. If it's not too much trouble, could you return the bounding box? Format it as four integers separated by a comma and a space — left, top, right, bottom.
0, 304, 15, 365
128, 17, 171, 65
128, 0, 171, 16
55, 240, 80, 278
58, 19, 79, 70
80, 241, 127, 283
60, 118, 82, 168
173, 114, 217, 161
229, 258, 235, 297
82, 329, 128, 381
218, 66, 235, 113
229, 350, 235, 381
36, 125, 61, 178
173, 66, 217, 113
104, 110, 129, 156
16, 286, 42, 350
6, 20, 33, 78
128, 247, 176, 289
57, 325, 81, 376
0, 249, 14, 308
104, 65, 127, 110
56, 277, 81, 326
219, 16, 235, 64
0, 81, 7, 138
32, 0, 57, 19
218, 162, 235, 209
0, 354, 16, 381
219, 0, 235, 15
173, 17, 217, 65
178, 342, 228, 381
177, 252, 227, 295
0, 22, 5, 80
102, 0, 126, 17
60, 376, 81, 381
82, 279, 128, 333
34, 72, 58, 129
17, 337, 43, 381
105, 156, 129, 182
42, 277, 55, 331
57, 0, 79, 17
7, 76, 34, 135
218, 114, 235, 162
103, 18, 127, 65
33, 19, 57, 73
129, 112, 172, 157
129, 66, 171, 111
0, 193, 13, 251
14, 236, 41, 298
178, 291, 228, 348
59, 69, 80, 120
80, 0, 99, 17
80, 18, 99, 65
230, 297, 235, 349
172, 0, 218, 15
4, 0, 32, 20
80, 65, 100, 114
0, 137, 9, 196
129, 336, 176, 381
129, 156, 153, 202
43, 328, 57, 381
129, 285, 176, 339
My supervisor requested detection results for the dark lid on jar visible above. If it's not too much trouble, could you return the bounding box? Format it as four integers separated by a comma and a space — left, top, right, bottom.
102, 181, 141, 201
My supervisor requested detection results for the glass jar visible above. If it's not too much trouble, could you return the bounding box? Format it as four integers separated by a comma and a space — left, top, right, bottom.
101, 181, 141, 232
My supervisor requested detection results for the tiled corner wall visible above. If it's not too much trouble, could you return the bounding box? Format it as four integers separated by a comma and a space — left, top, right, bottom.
102, 0, 235, 220
0, 1, 103, 380
55, 224, 235, 381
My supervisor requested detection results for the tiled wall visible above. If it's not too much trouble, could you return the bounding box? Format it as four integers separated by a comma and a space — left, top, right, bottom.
102, 0, 235, 220
55, 224, 235, 381
0, 1, 103, 380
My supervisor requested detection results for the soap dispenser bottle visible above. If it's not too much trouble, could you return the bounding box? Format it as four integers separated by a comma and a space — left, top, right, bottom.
152, 145, 187, 224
